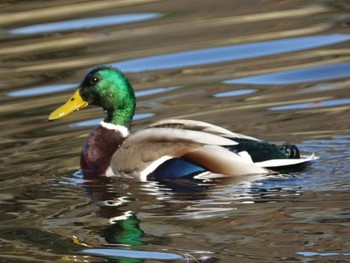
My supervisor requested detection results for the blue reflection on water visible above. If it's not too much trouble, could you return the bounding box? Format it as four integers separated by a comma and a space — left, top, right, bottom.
7, 84, 75, 97
81, 248, 183, 260
114, 35, 350, 72
225, 62, 350, 85
135, 86, 180, 97
8, 83, 179, 99
269, 98, 350, 111
10, 13, 162, 34
214, 89, 256, 98
297, 251, 350, 257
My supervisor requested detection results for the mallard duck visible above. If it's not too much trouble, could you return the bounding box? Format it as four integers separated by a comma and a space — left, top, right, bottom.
49, 66, 316, 180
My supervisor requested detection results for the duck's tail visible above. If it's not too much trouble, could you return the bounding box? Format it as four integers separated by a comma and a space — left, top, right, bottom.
279, 144, 300, 159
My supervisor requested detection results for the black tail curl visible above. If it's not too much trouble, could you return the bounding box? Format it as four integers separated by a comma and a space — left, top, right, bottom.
279, 144, 300, 159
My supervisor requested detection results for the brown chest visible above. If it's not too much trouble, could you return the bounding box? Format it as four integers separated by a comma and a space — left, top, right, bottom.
80, 125, 125, 176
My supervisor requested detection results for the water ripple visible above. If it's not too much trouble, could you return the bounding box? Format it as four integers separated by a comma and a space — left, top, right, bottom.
81, 248, 183, 261
7, 84, 75, 97
269, 98, 350, 111
225, 61, 350, 85
214, 89, 256, 98
10, 13, 163, 34
113, 35, 350, 72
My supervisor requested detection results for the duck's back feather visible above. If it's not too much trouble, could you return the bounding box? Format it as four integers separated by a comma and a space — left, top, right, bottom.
125, 127, 238, 146
149, 119, 260, 141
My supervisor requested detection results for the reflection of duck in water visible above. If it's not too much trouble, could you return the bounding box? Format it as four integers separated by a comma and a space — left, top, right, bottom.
76, 178, 184, 262
81, 211, 181, 262
49, 66, 316, 182
81, 178, 145, 247
101, 211, 145, 247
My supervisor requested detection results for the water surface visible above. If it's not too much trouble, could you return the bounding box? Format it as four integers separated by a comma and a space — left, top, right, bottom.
0, 0, 349, 262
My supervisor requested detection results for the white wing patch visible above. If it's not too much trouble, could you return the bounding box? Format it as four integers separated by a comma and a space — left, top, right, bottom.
255, 153, 318, 168
237, 151, 254, 163
105, 166, 115, 177
139, 155, 173, 182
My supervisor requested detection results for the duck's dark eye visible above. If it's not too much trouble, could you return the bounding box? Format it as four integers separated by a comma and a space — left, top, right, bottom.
90, 77, 99, 84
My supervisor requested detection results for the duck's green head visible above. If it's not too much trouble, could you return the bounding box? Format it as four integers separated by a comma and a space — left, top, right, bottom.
49, 66, 136, 128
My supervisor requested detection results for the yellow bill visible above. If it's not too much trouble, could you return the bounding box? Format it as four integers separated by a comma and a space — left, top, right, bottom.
48, 90, 89, 120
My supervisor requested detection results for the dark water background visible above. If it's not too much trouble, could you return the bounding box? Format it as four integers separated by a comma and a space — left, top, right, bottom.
0, 0, 350, 262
